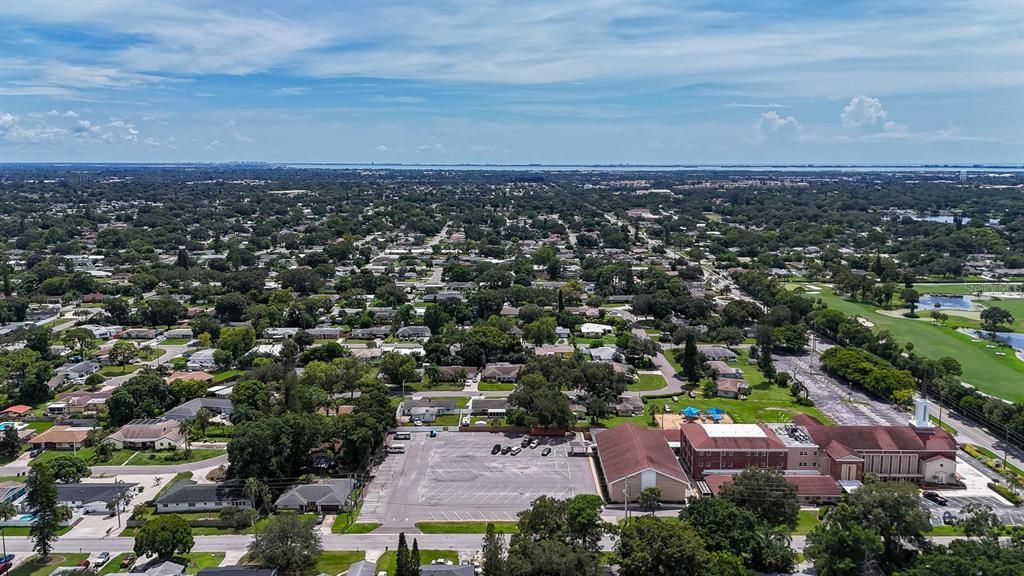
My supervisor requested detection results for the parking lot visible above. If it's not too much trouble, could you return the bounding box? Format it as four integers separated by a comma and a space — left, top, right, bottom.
360, 431, 599, 528
923, 494, 1024, 526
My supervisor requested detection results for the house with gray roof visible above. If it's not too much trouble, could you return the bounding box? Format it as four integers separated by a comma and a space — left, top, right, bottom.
53, 482, 138, 514
154, 479, 252, 513
164, 398, 234, 421
274, 479, 355, 513
395, 325, 432, 340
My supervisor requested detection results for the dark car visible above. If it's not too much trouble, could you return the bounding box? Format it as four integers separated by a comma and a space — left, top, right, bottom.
0, 555, 14, 565
521, 437, 532, 447
541, 447, 552, 456
923, 491, 948, 505
500, 446, 512, 455
0, 562, 11, 574
687, 390, 697, 398
491, 444, 502, 455
78, 561, 90, 568
28, 448, 44, 458
942, 511, 957, 525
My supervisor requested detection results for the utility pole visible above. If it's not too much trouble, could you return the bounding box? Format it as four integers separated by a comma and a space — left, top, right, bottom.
623, 477, 630, 525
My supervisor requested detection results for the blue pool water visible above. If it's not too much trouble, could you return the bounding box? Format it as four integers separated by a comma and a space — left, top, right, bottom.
918, 294, 974, 310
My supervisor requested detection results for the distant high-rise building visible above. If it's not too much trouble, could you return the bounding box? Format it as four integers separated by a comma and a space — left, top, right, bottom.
959, 170, 968, 182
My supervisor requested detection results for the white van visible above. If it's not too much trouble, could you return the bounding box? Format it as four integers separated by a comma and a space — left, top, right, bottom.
387, 444, 406, 454
394, 432, 411, 440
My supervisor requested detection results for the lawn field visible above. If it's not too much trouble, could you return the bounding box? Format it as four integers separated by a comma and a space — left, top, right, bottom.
479, 382, 515, 391
8, 554, 89, 576
309, 551, 365, 576
415, 521, 519, 533
629, 373, 668, 391
793, 509, 821, 535
808, 287, 1024, 402
376, 550, 458, 576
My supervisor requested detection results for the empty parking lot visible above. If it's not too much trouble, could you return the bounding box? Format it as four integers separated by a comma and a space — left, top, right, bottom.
360, 431, 599, 528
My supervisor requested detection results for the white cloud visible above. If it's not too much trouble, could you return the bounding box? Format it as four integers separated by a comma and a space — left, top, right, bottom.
375, 144, 389, 151
416, 142, 445, 153
376, 95, 424, 104
203, 139, 223, 150
841, 95, 887, 127
751, 111, 801, 143
272, 86, 310, 96
0, 113, 16, 129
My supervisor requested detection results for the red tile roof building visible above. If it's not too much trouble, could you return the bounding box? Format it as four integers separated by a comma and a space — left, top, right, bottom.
595, 423, 689, 503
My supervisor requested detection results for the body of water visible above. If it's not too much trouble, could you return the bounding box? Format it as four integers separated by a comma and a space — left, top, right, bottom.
919, 294, 974, 310
963, 329, 1024, 352
284, 163, 1024, 173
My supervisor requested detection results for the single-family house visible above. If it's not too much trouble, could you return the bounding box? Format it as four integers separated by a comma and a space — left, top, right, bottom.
55, 482, 137, 514
533, 344, 575, 356
104, 418, 184, 450
306, 326, 342, 339
186, 349, 217, 371
433, 366, 479, 383
588, 346, 620, 363
164, 398, 234, 421
349, 326, 391, 340
274, 479, 356, 513
27, 426, 92, 450
197, 567, 278, 576
481, 362, 523, 383
0, 481, 26, 503
263, 327, 299, 340
468, 397, 508, 416
697, 345, 737, 362
579, 323, 614, 338
154, 479, 252, 513
715, 378, 750, 399
395, 325, 432, 341
164, 328, 194, 339
62, 361, 100, 380
404, 399, 457, 420
420, 567, 474, 576
706, 361, 743, 379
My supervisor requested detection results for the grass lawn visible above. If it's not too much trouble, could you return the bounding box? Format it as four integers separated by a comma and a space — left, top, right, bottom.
664, 351, 683, 374
928, 524, 965, 536
376, 550, 458, 576
9, 554, 89, 576
136, 347, 167, 361
403, 381, 466, 392
929, 416, 958, 436
432, 414, 462, 426
331, 519, 381, 534
807, 287, 1024, 402
629, 373, 667, 391
988, 297, 1024, 331
97, 555, 130, 576
479, 382, 515, 391
574, 336, 618, 346
308, 551, 365, 576
125, 448, 225, 466
161, 338, 193, 345
415, 521, 518, 534
963, 444, 1024, 478
0, 525, 72, 536
26, 421, 54, 433
99, 364, 141, 376
424, 396, 469, 408
600, 351, 832, 427
178, 553, 225, 574
212, 369, 243, 382
793, 509, 821, 535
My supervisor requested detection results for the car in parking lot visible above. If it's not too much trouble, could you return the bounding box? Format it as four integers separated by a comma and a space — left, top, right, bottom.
491, 443, 502, 455
529, 439, 539, 449
541, 447, 552, 456
923, 491, 948, 505
510, 446, 522, 455
942, 511, 957, 525
521, 437, 531, 447
500, 446, 512, 455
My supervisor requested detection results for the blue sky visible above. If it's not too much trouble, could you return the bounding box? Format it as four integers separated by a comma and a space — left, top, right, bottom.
1, 0, 1021, 164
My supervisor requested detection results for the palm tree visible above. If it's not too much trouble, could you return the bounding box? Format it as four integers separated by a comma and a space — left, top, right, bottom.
244, 478, 270, 540
0, 502, 15, 556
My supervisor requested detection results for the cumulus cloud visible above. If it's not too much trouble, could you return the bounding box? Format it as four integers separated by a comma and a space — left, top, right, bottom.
416, 142, 445, 153
841, 95, 887, 127
375, 144, 389, 151
1, 109, 149, 145
751, 111, 801, 143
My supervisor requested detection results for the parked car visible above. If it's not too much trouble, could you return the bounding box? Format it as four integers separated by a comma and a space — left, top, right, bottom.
0, 555, 14, 565
429, 429, 437, 438
510, 447, 522, 455
78, 560, 90, 568
500, 446, 512, 455
923, 491, 948, 505
491, 444, 502, 455
687, 390, 696, 398
529, 440, 539, 449
541, 447, 552, 456
413, 420, 423, 426
120, 556, 135, 568
29, 448, 44, 458
521, 437, 531, 447
95, 553, 110, 566
664, 404, 671, 412
942, 511, 957, 525
0, 562, 11, 574
316, 514, 325, 525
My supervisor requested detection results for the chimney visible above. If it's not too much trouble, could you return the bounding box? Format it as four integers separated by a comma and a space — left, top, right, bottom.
910, 397, 933, 431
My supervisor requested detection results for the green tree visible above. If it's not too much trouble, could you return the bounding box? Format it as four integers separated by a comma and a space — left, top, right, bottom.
831, 481, 930, 565
804, 514, 883, 576
247, 513, 323, 576
35, 454, 90, 483
958, 502, 1001, 539
636, 487, 661, 512
980, 306, 1014, 334
409, 539, 421, 576
615, 516, 711, 576
901, 288, 920, 316
107, 371, 174, 427
135, 514, 194, 560
481, 522, 507, 576
0, 428, 19, 461
396, 531, 410, 576
719, 468, 799, 530
218, 325, 256, 361
680, 333, 701, 384
109, 340, 138, 372
62, 327, 94, 359
26, 466, 64, 559
0, 501, 16, 556
379, 352, 417, 389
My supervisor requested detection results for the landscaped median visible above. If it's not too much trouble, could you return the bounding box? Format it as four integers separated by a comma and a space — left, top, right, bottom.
414, 520, 519, 534
962, 444, 1024, 505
